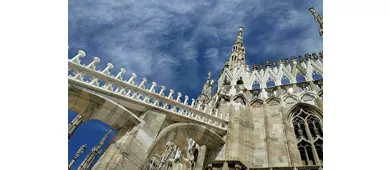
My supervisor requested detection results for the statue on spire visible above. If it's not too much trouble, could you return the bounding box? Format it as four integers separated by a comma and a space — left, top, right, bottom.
196, 71, 214, 108
309, 7, 323, 37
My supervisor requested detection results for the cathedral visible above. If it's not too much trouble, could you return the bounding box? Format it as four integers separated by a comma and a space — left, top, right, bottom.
68, 7, 323, 170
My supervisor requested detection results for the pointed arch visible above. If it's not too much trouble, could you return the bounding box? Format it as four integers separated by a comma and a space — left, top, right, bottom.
222, 69, 233, 81
282, 93, 300, 105
215, 94, 230, 109
264, 68, 277, 84
249, 98, 264, 108
233, 94, 247, 105
287, 103, 323, 166
293, 64, 308, 83
296, 72, 307, 83
265, 75, 276, 87
310, 62, 323, 76
300, 91, 318, 103
278, 66, 295, 84
286, 103, 323, 119
232, 67, 245, 83
281, 73, 291, 85
68, 85, 141, 130
249, 71, 263, 89
265, 96, 281, 105
312, 70, 323, 80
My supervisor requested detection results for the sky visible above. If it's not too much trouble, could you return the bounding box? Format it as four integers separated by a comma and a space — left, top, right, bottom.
68, 0, 323, 169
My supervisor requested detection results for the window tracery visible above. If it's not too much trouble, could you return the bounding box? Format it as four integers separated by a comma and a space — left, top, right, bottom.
291, 108, 323, 166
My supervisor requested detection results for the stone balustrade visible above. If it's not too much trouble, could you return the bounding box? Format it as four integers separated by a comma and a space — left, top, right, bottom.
249, 79, 323, 100
68, 50, 228, 133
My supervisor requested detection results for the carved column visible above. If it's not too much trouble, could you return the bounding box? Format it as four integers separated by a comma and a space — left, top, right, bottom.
282, 118, 301, 166
194, 145, 207, 170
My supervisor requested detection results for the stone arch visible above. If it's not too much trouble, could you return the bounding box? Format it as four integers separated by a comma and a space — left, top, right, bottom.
265, 96, 281, 105
144, 123, 225, 167
286, 103, 323, 121
68, 85, 141, 130
300, 91, 318, 103
215, 94, 230, 109
282, 93, 300, 105
233, 94, 247, 105
279, 67, 295, 84
249, 98, 264, 108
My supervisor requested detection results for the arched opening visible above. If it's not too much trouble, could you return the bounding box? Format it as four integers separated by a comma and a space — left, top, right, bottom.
143, 123, 225, 170
281, 74, 291, 85
289, 105, 323, 166
296, 73, 307, 83
68, 85, 141, 130
266, 77, 275, 87
252, 80, 260, 90
312, 71, 323, 80
68, 109, 117, 170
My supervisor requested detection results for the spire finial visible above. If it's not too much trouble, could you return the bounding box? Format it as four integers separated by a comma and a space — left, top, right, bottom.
236, 26, 244, 43
207, 71, 211, 80
309, 7, 323, 37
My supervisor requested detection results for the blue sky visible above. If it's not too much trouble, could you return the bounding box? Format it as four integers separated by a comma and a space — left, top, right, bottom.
68, 0, 323, 169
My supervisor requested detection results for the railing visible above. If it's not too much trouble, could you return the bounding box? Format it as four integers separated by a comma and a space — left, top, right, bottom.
68, 50, 228, 133
248, 79, 323, 100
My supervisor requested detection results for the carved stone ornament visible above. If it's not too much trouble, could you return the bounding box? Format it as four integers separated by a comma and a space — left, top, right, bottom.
250, 99, 263, 108
285, 97, 298, 104
267, 98, 279, 106
302, 94, 315, 102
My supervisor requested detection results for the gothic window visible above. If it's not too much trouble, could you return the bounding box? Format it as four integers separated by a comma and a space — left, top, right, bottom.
291, 108, 323, 166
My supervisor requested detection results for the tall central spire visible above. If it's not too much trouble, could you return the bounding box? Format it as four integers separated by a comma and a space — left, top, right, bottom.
225, 26, 246, 70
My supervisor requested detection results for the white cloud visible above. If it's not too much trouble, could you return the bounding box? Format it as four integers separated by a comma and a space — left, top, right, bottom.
69, 0, 323, 97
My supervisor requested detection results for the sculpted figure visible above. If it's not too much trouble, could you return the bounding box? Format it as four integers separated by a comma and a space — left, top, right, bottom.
157, 141, 176, 170
196, 72, 214, 106
183, 138, 199, 169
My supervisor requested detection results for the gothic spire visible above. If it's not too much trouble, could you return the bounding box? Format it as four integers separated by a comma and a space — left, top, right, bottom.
196, 71, 214, 107
227, 26, 246, 70
69, 114, 83, 142
99, 129, 112, 145
68, 144, 87, 170
77, 129, 112, 170
308, 7, 323, 37
236, 26, 244, 44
